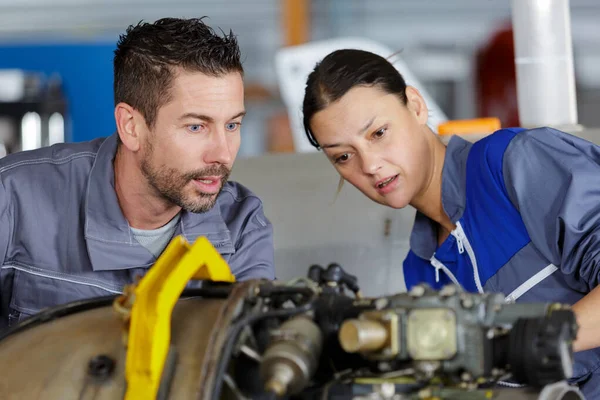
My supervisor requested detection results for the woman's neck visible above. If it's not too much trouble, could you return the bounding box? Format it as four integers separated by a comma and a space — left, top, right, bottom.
411, 134, 455, 234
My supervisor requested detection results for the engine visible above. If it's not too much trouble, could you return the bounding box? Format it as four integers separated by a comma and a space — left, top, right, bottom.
0, 262, 584, 400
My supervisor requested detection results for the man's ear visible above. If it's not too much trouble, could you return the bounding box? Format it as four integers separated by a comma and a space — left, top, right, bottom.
405, 86, 429, 125
115, 102, 143, 152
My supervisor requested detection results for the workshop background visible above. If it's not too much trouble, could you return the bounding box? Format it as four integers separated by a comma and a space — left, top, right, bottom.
1, 0, 599, 295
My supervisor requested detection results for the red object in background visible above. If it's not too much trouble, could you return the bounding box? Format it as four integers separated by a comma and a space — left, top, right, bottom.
476, 24, 520, 128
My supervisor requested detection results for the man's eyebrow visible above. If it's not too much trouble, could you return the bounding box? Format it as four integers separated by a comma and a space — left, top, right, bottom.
229, 111, 246, 120
178, 113, 214, 123
178, 111, 246, 122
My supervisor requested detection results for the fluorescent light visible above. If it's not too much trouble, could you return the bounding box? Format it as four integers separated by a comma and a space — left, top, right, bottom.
49, 112, 64, 145
21, 112, 41, 151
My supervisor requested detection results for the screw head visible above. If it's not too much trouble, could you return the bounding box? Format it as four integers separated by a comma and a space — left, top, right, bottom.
88, 355, 116, 381
375, 298, 389, 310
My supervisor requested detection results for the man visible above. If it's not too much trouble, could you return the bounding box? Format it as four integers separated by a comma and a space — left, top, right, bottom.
0, 17, 275, 329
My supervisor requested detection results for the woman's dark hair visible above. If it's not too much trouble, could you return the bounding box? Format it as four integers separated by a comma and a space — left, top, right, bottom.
302, 49, 408, 149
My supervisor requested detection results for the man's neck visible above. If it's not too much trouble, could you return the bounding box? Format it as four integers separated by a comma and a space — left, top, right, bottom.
113, 146, 181, 230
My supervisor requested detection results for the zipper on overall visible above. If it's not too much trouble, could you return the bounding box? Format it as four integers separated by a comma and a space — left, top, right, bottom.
429, 221, 483, 293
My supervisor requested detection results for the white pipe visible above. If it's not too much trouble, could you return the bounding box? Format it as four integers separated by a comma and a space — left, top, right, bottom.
511, 0, 579, 129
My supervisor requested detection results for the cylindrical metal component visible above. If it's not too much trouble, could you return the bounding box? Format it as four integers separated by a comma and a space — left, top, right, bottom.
264, 363, 296, 397
260, 316, 323, 396
511, 0, 578, 129
338, 319, 389, 353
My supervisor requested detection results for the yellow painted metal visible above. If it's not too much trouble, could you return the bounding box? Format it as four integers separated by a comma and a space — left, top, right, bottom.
122, 235, 236, 400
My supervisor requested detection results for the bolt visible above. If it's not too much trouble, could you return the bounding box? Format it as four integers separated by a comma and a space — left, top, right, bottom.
375, 298, 389, 310
409, 285, 426, 297
440, 285, 457, 297
88, 355, 116, 381
461, 296, 474, 309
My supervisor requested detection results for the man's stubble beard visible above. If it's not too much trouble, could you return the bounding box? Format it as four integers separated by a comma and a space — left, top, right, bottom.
140, 137, 230, 213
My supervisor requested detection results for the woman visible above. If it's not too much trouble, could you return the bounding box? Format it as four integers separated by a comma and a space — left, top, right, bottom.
302, 48, 600, 396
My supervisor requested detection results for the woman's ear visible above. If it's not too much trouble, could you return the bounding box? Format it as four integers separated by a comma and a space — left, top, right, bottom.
405, 86, 429, 125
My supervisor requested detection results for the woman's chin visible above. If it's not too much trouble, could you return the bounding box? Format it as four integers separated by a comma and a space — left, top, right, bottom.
373, 193, 410, 209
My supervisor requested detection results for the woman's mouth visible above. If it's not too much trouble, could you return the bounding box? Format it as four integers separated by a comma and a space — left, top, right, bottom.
375, 174, 399, 194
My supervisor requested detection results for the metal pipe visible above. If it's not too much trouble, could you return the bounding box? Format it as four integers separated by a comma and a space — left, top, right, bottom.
511, 0, 579, 130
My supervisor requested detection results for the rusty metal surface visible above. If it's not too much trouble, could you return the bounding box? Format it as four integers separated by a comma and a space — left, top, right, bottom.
197, 281, 258, 399
0, 284, 257, 400
0, 305, 127, 400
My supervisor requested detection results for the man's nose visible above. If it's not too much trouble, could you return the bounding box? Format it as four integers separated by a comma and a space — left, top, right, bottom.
205, 130, 233, 165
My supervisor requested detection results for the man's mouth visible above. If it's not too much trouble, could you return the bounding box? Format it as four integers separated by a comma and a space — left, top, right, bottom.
197, 178, 218, 184
192, 176, 224, 194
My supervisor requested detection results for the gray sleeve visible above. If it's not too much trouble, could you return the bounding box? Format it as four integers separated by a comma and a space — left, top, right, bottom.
503, 129, 600, 291
0, 179, 10, 263
228, 205, 276, 281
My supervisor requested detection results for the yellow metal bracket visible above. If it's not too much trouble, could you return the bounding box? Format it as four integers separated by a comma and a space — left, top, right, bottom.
115, 235, 236, 400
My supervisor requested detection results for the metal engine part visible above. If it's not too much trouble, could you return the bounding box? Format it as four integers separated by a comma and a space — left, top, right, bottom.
260, 315, 323, 396
339, 283, 578, 388
350, 380, 584, 400
0, 273, 584, 400
0, 283, 257, 400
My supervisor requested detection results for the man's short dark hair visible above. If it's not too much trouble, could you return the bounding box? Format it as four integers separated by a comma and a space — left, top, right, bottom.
113, 17, 243, 129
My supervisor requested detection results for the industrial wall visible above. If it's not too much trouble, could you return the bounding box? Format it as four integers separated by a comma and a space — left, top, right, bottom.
1, 0, 600, 151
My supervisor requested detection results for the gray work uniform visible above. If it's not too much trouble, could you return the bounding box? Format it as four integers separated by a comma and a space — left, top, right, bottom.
0, 133, 275, 330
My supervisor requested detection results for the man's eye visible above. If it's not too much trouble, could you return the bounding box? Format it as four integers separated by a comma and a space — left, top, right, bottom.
226, 122, 241, 132
188, 125, 202, 133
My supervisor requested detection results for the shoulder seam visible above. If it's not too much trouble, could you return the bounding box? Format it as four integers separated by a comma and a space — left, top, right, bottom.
0, 177, 12, 264
237, 223, 270, 245
220, 185, 262, 203
0, 152, 97, 175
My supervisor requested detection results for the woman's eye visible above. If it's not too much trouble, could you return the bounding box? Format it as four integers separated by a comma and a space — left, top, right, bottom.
335, 153, 350, 164
373, 127, 387, 138
226, 122, 241, 132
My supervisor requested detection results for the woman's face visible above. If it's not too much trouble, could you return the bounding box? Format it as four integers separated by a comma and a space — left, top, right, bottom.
309, 85, 433, 209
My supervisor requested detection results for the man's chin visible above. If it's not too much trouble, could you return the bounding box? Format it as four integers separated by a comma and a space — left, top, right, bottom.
182, 195, 219, 214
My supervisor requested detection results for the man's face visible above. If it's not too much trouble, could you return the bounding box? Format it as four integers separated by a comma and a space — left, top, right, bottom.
140, 70, 244, 213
